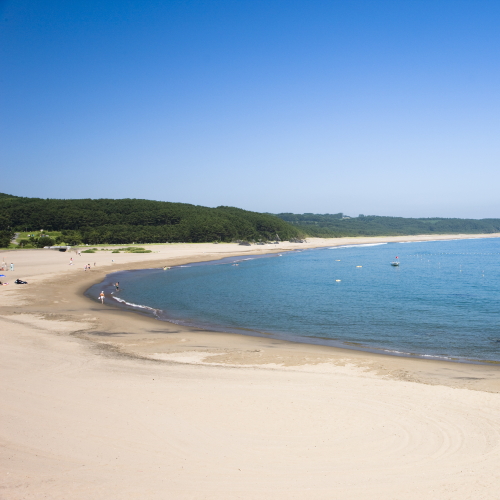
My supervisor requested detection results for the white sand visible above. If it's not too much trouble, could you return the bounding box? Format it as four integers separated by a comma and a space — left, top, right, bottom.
1, 236, 500, 499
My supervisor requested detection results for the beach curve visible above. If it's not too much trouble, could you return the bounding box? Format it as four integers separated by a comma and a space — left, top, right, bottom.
1, 235, 500, 499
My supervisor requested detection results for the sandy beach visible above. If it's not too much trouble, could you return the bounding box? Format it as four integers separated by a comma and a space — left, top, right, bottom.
1, 235, 500, 499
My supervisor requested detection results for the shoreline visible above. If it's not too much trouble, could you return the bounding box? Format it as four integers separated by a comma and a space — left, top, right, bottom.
89, 264, 500, 367
2, 234, 500, 499
2, 233, 500, 389
85, 234, 500, 367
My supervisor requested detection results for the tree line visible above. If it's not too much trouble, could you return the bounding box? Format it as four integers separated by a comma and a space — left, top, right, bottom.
0, 194, 302, 246
3, 193, 498, 248
276, 213, 500, 237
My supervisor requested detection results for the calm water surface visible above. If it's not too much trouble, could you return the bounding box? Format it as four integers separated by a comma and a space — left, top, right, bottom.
88, 238, 500, 362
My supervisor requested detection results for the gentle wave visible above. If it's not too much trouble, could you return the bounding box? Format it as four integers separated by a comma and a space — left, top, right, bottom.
329, 243, 388, 249
381, 348, 453, 360
112, 296, 160, 315
398, 240, 458, 244
420, 354, 453, 360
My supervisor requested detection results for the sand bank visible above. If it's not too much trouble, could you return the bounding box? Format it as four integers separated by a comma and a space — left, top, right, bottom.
1, 235, 500, 499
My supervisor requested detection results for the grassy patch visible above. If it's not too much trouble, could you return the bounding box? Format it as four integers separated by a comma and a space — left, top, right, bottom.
117, 247, 152, 253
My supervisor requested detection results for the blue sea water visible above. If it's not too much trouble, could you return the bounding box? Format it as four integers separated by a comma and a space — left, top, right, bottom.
89, 238, 500, 363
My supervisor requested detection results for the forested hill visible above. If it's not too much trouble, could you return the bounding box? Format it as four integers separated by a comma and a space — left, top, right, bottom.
276, 213, 500, 237
2, 193, 498, 248
0, 194, 301, 246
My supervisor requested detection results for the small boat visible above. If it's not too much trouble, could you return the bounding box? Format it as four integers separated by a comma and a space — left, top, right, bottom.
390, 256, 400, 266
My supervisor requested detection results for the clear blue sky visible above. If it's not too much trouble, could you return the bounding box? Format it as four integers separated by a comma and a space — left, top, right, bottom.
2, 0, 499, 218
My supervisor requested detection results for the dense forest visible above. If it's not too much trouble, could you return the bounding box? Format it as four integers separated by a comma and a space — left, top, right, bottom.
0, 194, 302, 247
2, 193, 499, 248
276, 213, 500, 237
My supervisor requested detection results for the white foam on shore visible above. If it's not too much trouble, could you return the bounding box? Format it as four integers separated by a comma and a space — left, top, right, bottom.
380, 348, 453, 361
398, 240, 443, 244
329, 243, 388, 249
112, 296, 159, 315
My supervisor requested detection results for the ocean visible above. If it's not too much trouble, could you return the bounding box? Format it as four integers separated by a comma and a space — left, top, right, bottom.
87, 238, 500, 363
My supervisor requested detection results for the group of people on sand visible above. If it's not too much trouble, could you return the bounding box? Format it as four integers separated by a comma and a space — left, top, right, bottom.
68, 252, 91, 269
1, 261, 14, 285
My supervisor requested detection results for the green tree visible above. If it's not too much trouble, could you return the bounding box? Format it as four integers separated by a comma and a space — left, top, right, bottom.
36, 236, 55, 247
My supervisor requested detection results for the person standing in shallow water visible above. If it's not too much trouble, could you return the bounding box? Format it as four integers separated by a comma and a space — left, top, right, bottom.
115, 282, 120, 291
99, 291, 105, 304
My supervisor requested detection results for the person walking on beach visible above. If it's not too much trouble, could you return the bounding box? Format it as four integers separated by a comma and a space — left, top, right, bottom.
99, 291, 105, 304
10, 263, 14, 271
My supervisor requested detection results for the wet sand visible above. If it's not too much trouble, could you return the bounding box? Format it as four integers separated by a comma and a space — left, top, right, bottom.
1, 236, 500, 499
